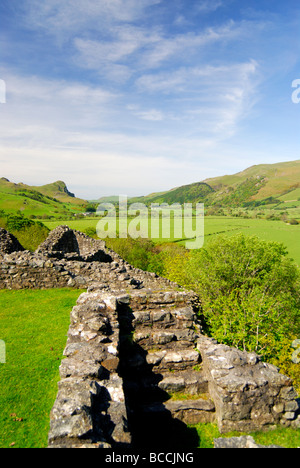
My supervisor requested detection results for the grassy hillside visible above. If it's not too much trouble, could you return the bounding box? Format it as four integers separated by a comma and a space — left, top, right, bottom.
134, 182, 214, 205
0, 178, 87, 218
95, 160, 300, 209
203, 160, 300, 203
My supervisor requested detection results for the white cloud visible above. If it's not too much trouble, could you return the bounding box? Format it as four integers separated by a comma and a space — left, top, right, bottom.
127, 105, 164, 121
0, 56, 261, 199
2, 1, 296, 200
196, 0, 224, 14
135, 60, 260, 137
24, 0, 162, 38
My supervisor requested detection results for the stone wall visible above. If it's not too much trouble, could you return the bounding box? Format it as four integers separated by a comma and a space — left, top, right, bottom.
48, 290, 131, 448
36, 225, 112, 263
0, 226, 177, 291
0, 227, 24, 254
48, 288, 299, 448
198, 336, 300, 433
0, 225, 299, 446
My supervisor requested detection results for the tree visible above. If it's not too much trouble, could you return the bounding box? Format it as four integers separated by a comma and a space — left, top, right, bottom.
187, 234, 300, 362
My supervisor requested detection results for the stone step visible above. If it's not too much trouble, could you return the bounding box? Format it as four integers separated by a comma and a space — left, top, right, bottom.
131, 306, 197, 330
123, 368, 209, 410
158, 369, 209, 395
137, 397, 216, 425
133, 327, 198, 349
146, 347, 200, 371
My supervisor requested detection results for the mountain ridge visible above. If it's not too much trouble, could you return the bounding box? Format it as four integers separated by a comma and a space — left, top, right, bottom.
96, 159, 300, 207
1, 159, 300, 211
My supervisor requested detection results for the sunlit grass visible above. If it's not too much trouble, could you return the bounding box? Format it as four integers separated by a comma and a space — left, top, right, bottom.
0, 289, 83, 448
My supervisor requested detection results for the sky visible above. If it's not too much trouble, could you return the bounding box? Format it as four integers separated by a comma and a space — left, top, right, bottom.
0, 0, 299, 199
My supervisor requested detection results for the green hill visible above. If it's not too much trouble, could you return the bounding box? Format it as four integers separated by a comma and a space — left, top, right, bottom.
0, 178, 87, 218
2, 159, 300, 217
125, 159, 300, 208
203, 160, 300, 205
128, 182, 214, 206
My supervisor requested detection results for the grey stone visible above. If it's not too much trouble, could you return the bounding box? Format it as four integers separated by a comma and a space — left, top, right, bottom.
214, 436, 284, 449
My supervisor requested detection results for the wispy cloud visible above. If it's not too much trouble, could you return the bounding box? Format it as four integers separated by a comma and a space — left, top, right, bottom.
1, 1, 299, 198
196, 0, 224, 14
24, 0, 162, 38
135, 60, 260, 136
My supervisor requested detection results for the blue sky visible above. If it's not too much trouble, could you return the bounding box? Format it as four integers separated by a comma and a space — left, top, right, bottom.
0, 0, 299, 199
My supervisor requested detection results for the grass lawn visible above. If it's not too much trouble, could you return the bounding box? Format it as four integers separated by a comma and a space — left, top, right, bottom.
0, 289, 84, 448
189, 423, 300, 448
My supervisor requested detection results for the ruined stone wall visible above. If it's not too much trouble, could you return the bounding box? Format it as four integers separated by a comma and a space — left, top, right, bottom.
48, 290, 131, 448
198, 336, 300, 433
48, 288, 300, 448
0, 228, 24, 254
0, 225, 299, 446
0, 226, 176, 291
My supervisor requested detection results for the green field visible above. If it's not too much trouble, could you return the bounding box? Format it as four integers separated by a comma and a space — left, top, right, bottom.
204, 217, 300, 266
0, 289, 83, 448
44, 216, 300, 266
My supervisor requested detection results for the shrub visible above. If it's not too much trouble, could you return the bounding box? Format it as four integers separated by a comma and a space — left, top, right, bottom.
104, 237, 155, 271
84, 227, 97, 238
0, 213, 49, 251
186, 234, 300, 365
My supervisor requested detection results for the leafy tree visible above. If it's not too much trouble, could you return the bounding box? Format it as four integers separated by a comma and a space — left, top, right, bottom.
186, 234, 300, 363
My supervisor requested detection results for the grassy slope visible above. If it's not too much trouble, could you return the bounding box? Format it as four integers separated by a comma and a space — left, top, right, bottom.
0, 178, 86, 218
2, 159, 300, 214
203, 159, 300, 200
0, 289, 84, 448
99, 160, 300, 206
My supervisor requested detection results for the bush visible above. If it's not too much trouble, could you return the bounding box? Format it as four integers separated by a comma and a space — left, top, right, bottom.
84, 227, 97, 238
186, 234, 300, 365
0, 213, 49, 251
104, 237, 156, 271
6, 214, 34, 231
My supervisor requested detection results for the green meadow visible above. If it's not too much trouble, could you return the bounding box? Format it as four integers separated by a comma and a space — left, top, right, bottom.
0, 289, 83, 448
44, 215, 300, 266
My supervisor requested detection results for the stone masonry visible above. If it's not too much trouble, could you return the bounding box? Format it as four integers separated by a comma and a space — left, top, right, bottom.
0, 225, 299, 448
